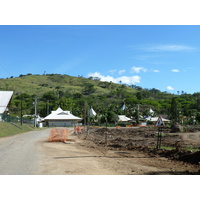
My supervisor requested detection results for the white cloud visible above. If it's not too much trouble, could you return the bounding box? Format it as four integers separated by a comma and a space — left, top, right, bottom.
108, 69, 116, 74
167, 86, 174, 90
118, 70, 126, 75
87, 72, 141, 85
153, 70, 160, 73
131, 66, 147, 73
117, 76, 141, 84
145, 44, 195, 52
171, 69, 180, 72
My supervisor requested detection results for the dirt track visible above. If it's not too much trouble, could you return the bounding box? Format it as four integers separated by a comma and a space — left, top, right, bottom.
0, 128, 199, 175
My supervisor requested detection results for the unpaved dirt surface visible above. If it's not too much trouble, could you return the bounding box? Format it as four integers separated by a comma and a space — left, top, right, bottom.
75, 131, 200, 175
38, 130, 118, 175
0, 129, 48, 175
0, 127, 200, 175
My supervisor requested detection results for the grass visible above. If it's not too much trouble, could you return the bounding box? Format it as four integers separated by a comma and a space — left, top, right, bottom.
0, 121, 35, 138
0, 74, 137, 97
160, 146, 176, 150
153, 145, 200, 152
185, 146, 200, 152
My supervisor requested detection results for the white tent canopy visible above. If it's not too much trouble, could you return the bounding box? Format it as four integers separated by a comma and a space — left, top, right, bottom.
149, 108, 154, 114
118, 115, 131, 122
121, 103, 126, 111
145, 116, 170, 122
89, 107, 96, 117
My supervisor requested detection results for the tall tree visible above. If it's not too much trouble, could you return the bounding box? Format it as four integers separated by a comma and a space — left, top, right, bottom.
170, 97, 180, 124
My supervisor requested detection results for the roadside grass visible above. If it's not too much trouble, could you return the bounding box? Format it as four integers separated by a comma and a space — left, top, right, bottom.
0, 122, 35, 138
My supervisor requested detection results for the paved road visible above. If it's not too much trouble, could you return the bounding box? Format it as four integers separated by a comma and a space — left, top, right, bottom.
0, 129, 50, 175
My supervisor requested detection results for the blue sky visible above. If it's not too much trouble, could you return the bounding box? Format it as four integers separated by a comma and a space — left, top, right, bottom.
0, 25, 200, 94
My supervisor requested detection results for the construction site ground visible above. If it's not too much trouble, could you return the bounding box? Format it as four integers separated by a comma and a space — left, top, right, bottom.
0, 127, 200, 175
73, 127, 200, 175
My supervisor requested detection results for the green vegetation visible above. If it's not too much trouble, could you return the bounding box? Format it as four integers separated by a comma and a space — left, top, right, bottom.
1, 73, 200, 125
159, 146, 176, 151
185, 146, 200, 152
153, 146, 200, 152
0, 122, 34, 138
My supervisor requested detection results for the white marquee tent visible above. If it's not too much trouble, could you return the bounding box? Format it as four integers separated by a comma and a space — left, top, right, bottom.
118, 115, 131, 122
89, 107, 96, 117
145, 116, 170, 122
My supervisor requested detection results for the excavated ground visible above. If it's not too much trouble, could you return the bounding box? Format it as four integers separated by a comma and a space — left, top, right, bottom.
75, 126, 200, 174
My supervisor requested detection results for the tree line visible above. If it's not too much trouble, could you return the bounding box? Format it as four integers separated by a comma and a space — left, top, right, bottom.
8, 77, 200, 125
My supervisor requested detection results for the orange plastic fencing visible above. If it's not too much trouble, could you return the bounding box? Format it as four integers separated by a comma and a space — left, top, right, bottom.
74, 126, 84, 134
48, 128, 69, 142
126, 125, 132, 127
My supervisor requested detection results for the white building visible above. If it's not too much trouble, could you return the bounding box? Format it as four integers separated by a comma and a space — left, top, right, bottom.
43, 107, 82, 127
0, 91, 14, 121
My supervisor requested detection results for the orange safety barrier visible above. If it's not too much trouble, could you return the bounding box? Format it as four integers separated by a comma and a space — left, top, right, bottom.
48, 128, 69, 142
138, 124, 147, 127
74, 126, 84, 134
126, 125, 133, 127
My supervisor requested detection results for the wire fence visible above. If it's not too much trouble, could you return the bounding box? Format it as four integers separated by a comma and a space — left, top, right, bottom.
0, 114, 34, 125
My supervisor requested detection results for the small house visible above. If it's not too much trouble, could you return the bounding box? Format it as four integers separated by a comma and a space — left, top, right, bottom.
43, 107, 82, 127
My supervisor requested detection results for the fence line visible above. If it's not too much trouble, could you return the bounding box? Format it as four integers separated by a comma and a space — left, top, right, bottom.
0, 114, 34, 125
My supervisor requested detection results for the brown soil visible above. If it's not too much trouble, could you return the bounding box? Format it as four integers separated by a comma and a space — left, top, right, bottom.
72, 127, 200, 175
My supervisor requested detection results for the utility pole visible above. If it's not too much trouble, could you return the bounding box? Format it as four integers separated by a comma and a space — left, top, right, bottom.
20, 94, 23, 126
137, 104, 140, 125
34, 97, 37, 127
105, 113, 108, 145
84, 101, 87, 131
47, 100, 49, 115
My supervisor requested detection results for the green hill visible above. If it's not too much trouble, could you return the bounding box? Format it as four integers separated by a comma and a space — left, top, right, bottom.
0, 73, 200, 125
0, 73, 136, 96
0, 74, 138, 118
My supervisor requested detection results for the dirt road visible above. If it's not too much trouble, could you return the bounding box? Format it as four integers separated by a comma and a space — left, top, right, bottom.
0, 129, 49, 175
0, 128, 199, 175
0, 128, 119, 175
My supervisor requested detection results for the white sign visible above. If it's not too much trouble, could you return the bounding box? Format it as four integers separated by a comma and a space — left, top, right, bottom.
155, 116, 165, 127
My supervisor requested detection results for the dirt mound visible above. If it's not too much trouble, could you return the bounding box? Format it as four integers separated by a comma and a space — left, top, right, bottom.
170, 124, 184, 133
184, 125, 200, 132
178, 151, 200, 165
147, 148, 200, 165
